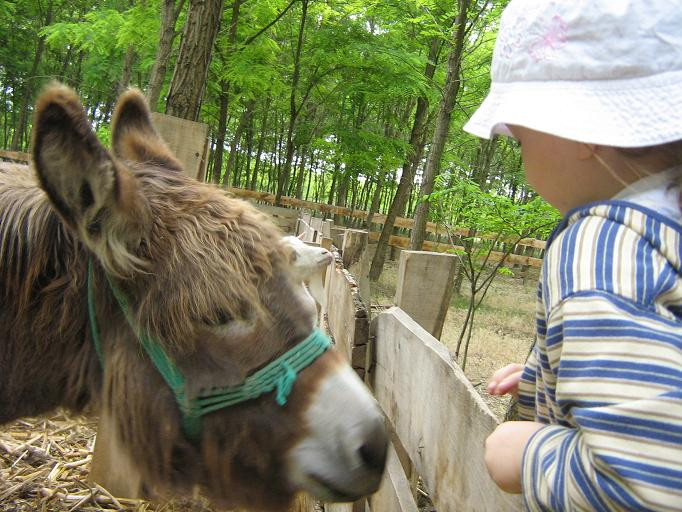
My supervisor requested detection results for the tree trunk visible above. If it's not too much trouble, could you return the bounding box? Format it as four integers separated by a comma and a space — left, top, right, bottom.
228, 99, 255, 186
327, 162, 339, 205
366, 174, 384, 229
212, 81, 230, 184
165, 0, 225, 121
286, 152, 299, 196
294, 147, 308, 198
410, 0, 470, 250
250, 97, 271, 190
242, 111, 255, 188
275, 0, 308, 205
147, 0, 186, 110
11, 1, 53, 151
58, 45, 74, 80
336, 171, 349, 207
369, 36, 442, 281
117, 45, 136, 95
305, 154, 317, 200
2, 86, 9, 147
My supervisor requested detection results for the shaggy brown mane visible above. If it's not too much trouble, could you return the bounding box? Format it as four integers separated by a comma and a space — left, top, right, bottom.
0, 162, 97, 422
127, 164, 289, 354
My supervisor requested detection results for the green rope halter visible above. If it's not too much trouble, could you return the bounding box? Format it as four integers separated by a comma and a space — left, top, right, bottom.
87, 259, 331, 443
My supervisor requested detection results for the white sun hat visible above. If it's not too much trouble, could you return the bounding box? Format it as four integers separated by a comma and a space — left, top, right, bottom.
464, 0, 682, 148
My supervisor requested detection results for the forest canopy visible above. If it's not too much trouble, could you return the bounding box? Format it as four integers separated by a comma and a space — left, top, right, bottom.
0, 0, 559, 270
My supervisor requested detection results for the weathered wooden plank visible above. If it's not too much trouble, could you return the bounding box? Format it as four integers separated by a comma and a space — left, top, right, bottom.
324, 503, 353, 512
370, 443, 419, 512
253, 203, 299, 233
367, 231, 543, 268
342, 230, 368, 269
395, 251, 458, 339
371, 308, 522, 511
325, 257, 369, 379
150, 112, 209, 181
291, 493, 321, 512
0, 149, 30, 163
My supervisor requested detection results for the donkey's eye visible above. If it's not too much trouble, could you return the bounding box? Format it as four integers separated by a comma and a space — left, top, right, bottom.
202, 309, 232, 327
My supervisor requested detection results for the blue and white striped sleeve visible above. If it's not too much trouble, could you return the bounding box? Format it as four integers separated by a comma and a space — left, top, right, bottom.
521, 290, 682, 511
517, 349, 537, 421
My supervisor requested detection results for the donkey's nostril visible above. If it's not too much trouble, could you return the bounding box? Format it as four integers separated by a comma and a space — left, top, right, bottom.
358, 420, 388, 473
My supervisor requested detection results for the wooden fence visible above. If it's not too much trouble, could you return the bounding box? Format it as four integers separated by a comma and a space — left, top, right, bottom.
230, 187, 545, 269
292, 233, 522, 512
297, 211, 543, 270
226, 186, 547, 252
0, 150, 545, 268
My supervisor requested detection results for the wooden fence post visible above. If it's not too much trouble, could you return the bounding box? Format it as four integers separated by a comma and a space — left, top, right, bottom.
150, 112, 209, 181
320, 237, 333, 251
394, 251, 458, 340
331, 227, 347, 250
342, 230, 370, 303
342, 229, 368, 268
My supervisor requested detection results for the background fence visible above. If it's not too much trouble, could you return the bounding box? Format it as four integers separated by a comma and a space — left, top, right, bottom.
228, 186, 545, 269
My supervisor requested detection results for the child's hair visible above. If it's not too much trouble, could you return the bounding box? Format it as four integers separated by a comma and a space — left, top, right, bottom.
619, 140, 682, 164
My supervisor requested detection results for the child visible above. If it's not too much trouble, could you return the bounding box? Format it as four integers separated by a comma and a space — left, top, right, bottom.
464, 1, 682, 510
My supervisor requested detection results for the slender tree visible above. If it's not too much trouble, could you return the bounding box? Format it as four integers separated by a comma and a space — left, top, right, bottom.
275, 0, 309, 205
165, 0, 225, 121
410, 0, 472, 250
11, 0, 54, 151
369, 36, 442, 281
147, 0, 186, 110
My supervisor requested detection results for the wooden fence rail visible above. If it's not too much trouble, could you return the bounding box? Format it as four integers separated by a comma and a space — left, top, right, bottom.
0, 149, 31, 163
226, 186, 547, 252
366, 231, 543, 268
371, 308, 521, 511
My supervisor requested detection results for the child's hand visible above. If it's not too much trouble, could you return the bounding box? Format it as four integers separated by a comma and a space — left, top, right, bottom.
487, 363, 524, 399
484, 421, 545, 493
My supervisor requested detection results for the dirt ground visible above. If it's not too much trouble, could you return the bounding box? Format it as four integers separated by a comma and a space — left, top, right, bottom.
371, 258, 539, 419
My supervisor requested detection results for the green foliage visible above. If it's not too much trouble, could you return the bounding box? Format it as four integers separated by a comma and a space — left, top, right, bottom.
95, 123, 111, 149
0, 0, 555, 242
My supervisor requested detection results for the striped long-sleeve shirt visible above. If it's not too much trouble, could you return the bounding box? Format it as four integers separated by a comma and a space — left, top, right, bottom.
518, 193, 682, 511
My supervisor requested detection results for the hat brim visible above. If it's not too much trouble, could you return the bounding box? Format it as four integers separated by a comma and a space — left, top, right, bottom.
463, 69, 682, 148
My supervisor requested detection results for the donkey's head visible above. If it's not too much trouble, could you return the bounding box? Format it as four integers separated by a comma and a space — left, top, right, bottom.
31, 84, 387, 510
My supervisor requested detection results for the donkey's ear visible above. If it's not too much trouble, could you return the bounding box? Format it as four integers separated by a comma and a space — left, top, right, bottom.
32, 84, 150, 276
111, 89, 183, 172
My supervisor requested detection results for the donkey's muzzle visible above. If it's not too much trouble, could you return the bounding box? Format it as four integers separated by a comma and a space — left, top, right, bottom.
289, 363, 389, 501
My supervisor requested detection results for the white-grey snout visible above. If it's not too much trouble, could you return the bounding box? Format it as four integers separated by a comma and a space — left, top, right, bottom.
317, 249, 333, 267
288, 365, 388, 501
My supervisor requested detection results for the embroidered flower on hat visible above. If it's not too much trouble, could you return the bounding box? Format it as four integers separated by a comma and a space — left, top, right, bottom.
498, 7, 567, 63
529, 15, 567, 62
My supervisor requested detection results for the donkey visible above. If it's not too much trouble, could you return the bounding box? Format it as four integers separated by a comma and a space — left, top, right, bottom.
0, 84, 387, 510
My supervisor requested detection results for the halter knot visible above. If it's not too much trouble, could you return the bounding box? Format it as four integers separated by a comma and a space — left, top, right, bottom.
275, 362, 297, 406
